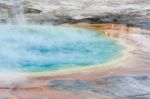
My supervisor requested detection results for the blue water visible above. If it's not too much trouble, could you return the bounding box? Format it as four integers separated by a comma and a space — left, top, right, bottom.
0, 25, 124, 72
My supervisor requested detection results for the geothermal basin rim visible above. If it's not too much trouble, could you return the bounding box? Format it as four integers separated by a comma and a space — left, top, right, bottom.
0, 24, 134, 77
25, 25, 134, 77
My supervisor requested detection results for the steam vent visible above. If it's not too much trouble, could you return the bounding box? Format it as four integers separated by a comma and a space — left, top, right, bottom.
0, 0, 150, 99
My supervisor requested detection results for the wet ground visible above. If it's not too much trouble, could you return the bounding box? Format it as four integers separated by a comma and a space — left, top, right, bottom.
0, 1, 150, 98
0, 23, 149, 99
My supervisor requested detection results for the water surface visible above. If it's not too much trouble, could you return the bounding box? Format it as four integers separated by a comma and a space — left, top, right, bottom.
0, 25, 124, 72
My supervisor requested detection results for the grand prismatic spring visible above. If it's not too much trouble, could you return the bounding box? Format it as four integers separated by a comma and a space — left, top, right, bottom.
0, 25, 125, 73
0, 0, 127, 75
0, 0, 150, 99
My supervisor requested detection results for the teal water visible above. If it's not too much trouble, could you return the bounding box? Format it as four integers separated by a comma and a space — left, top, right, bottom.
0, 25, 124, 72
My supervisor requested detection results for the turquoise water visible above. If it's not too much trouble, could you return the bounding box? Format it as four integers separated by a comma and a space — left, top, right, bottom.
0, 25, 124, 72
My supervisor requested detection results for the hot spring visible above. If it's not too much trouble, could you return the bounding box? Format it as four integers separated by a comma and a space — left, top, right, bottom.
0, 25, 125, 73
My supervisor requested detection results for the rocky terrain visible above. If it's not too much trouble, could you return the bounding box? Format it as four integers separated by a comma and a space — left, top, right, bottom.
0, 0, 150, 29
0, 0, 150, 99
50, 73, 150, 99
